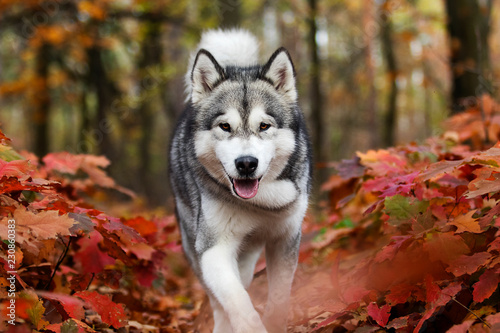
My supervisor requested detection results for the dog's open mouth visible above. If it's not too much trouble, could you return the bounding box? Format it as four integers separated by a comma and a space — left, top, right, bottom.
232, 178, 260, 199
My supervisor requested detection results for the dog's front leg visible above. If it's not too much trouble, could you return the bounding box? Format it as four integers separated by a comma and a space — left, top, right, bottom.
262, 232, 301, 333
201, 242, 267, 333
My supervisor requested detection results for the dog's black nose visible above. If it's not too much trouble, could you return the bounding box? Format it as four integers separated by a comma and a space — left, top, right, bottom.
235, 156, 258, 176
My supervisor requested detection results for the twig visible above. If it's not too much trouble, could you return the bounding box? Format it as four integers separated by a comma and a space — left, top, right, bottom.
86, 273, 95, 291
450, 296, 491, 328
44, 237, 72, 290
446, 187, 462, 222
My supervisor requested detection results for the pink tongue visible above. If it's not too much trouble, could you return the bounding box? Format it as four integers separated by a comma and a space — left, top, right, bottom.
233, 179, 259, 199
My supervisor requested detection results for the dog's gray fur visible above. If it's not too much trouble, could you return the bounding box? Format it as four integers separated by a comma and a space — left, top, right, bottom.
169, 29, 311, 333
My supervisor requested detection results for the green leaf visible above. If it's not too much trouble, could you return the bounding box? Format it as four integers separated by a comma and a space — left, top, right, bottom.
26, 298, 48, 330
0, 145, 24, 162
384, 195, 429, 226
334, 218, 354, 229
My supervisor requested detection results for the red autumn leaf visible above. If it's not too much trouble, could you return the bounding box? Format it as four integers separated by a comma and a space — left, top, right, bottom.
414, 306, 438, 333
366, 302, 391, 327
0, 159, 35, 179
424, 275, 441, 304
123, 216, 158, 237
466, 169, 500, 198
385, 283, 414, 306
445, 252, 492, 276
74, 291, 127, 328
99, 219, 145, 244
42, 152, 134, 197
363, 176, 392, 193
374, 236, 411, 263
43, 152, 98, 175
134, 262, 157, 287
37, 291, 85, 320
69, 274, 94, 292
128, 242, 156, 261
434, 282, 463, 307
1, 297, 31, 320
0, 176, 28, 194
472, 266, 500, 302
73, 231, 115, 274
417, 159, 463, 182
488, 237, 500, 252
478, 202, 500, 229
313, 312, 347, 331
0, 129, 11, 143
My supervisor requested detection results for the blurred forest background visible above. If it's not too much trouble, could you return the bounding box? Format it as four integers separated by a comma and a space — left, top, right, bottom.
0, 0, 498, 206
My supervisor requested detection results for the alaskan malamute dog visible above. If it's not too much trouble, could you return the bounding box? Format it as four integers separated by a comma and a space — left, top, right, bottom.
169, 29, 311, 333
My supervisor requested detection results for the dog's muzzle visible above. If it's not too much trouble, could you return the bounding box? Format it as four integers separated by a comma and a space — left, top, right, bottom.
232, 156, 260, 199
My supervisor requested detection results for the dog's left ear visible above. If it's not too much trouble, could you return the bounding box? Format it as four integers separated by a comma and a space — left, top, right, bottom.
262, 47, 297, 103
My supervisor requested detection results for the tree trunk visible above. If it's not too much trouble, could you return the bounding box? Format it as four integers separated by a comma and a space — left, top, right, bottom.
86, 33, 119, 158
33, 42, 51, 158
363, 1, 378, 148
445, 0, 492, 112
308, 0, 326, 184
380, 1, 398, 147
137, 22, 163, 203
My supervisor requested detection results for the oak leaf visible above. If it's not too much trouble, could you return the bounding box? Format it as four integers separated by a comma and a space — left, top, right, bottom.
466, 169, 500, 198
450, 211, 482, 233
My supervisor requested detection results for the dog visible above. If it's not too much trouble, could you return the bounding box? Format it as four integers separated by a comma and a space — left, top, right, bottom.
169, 29, 312, 333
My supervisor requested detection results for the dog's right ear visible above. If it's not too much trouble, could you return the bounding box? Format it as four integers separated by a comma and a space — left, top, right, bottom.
191, 49, 225, 104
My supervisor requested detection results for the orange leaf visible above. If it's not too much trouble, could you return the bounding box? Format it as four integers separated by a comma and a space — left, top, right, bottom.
424, 232, 470, 264
13, 208, 76, 239
450, 211, 482, 233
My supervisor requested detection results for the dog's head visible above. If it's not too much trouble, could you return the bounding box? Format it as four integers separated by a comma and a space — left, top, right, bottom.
190, 48, 299, 200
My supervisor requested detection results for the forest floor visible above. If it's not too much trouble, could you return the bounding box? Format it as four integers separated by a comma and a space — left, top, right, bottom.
1, 103, 500, 333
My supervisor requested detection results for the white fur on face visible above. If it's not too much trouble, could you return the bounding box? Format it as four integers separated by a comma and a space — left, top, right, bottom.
194, 106, 297, 204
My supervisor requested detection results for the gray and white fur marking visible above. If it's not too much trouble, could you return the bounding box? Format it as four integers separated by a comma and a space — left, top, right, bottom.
169, 29, 312, 333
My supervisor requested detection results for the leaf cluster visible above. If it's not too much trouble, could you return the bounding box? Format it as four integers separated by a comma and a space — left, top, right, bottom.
303, 108, 500, 331
0, 129, 198, 332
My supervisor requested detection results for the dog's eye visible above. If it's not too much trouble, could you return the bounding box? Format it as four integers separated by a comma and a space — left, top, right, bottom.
219, 123, 231, 132
259, 123, 271, 131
